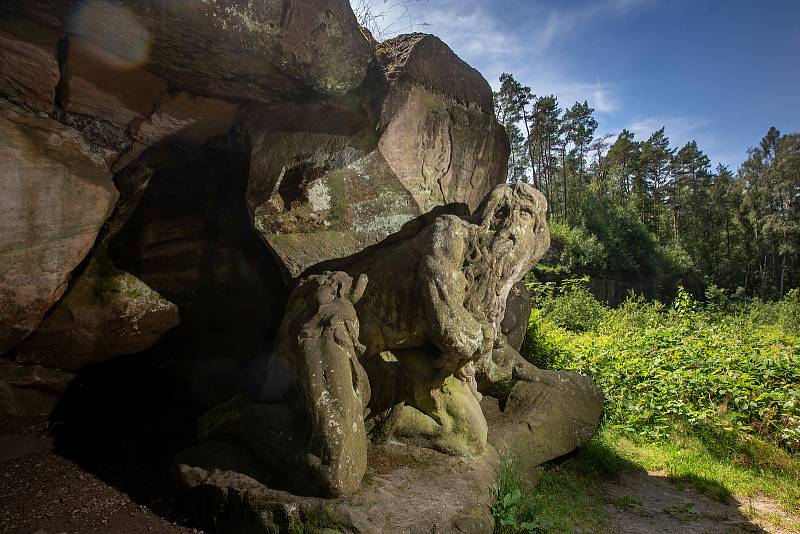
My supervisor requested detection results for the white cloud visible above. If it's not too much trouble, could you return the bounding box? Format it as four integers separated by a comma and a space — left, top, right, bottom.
627, 116, 709, 145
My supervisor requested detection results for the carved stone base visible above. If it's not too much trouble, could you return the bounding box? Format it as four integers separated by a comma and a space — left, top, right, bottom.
173, 369, 603, 534
174, 439, 497, 534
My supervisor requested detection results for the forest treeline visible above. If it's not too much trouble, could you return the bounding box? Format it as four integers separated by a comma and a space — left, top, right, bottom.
494, 73, 800, 298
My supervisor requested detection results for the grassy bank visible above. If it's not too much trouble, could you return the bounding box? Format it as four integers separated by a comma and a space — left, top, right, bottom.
492, 283, 800, 533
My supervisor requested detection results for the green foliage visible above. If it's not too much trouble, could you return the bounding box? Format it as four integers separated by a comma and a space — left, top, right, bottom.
746, 288, 800, 334
529, 287, 800, 451
497, 68, 799, 298
534, 277, 608, 333
575, 195, 658, 275
492, 434, 629, 533
492, 457, 551, 533
544, 222, 607, 273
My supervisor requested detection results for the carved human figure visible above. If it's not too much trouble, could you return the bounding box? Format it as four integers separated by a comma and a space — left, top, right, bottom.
200, 271, 370, 496
343, 183, 550, 454
200, 183, 552, 496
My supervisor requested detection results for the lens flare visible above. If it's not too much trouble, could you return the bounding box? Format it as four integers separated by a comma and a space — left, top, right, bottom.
68, 0, 151, 69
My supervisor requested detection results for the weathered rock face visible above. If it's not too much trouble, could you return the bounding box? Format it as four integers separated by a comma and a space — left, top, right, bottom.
246, 33, 509, 278
191, 184, 574, 503
1, 0, 507, 369
0, 4, 600, 534
0, 14, 60, 113
0, 100, 117, 354
6, 0, 375, 103
174, 439, 498, 534
0, 360, 75, 432
501, 281, 533, 352
377, 34, 507, 212
15, 252, 180, 372
172, 370, 602, 534
1, 0, 377, 365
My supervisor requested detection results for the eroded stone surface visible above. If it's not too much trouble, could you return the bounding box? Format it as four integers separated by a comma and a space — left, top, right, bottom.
0, 100, 117, 353
62, 37, 167, 129
5, 0, 375, 103
0, 360, 75, 431
131, 91, 240, 147
0, 15, 60, 113
200, 271, 370, 497
175, 374, 602, 534
16, 252, 179, 372
174, 439, 498, 534
491, 365, 604, 464
501, 281, 532, 352
191, 184, 569, 503
246, 34, 509, 278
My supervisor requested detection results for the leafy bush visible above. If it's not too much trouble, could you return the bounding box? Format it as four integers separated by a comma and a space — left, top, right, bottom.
537, 278, 608, 333
543, 222, 607, 273
575, 197, 659, 275
491, 457, 551, 534
528, 286, 800, 451
655, 242, 704, 296
746, 288, 800, 335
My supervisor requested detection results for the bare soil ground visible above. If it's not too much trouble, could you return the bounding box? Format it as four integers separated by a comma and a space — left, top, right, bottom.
0, 431, 200, 534
3, 426, 797, 533
603, 470, 799, 534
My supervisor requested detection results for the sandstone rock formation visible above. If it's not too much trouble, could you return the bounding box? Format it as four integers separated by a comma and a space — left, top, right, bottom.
0, 2, 604, 532
1, 1, 507, 367
245, 33, 508, 278
187, 184, 601, 509
0, 100, 117, 354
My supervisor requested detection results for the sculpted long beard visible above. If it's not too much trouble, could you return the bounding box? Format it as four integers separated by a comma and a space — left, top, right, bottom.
462, 230, 526, 338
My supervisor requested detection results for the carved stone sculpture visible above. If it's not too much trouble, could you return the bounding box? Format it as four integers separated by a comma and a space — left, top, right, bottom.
198, 183, 598, 499
199, 271, 371, 496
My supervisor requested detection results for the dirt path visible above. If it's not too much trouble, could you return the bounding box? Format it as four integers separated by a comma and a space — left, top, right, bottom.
603, 470, 799, 534
3, 429, 798, 534
0, 432, 200, 534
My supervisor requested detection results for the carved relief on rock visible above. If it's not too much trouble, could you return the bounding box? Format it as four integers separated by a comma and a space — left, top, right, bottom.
189, 184, 602, 499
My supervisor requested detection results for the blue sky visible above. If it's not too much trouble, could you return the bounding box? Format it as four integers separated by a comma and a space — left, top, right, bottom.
356, 0, 800, 169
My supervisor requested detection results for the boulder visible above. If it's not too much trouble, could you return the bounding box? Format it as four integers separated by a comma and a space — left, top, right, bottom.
174, 439, 498, 534
0, 100, 117, 354
376, 34, 507, 213
0, 14, 60, 113
173, 366, 602, 534
0, 360, 75, 431
246, 34, 509, 278
5, 0, 375, 103
501, 281, 532, 352
61, 36, 167, 130
15, 252, 179, 372
130, 91, 240, 147
491, 368, 604, 465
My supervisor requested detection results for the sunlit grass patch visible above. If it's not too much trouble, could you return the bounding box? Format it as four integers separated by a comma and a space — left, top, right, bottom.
609, 428, 800, 514
491, 431, 632, 533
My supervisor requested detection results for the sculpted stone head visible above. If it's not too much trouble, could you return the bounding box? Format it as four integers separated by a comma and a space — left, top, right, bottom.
471, 182, 550, 274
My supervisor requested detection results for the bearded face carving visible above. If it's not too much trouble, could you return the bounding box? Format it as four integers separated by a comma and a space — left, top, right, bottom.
464, 183, 550, 336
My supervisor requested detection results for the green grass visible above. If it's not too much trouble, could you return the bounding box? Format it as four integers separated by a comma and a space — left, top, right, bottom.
492, 282, 800, 532
527, 285, 800, 451
610, 428, 800, 513
494, 427, 800, 533
492, 431, 632, 533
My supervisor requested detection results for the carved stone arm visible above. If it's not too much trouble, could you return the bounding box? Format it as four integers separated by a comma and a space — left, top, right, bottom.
418, 217, 488, 362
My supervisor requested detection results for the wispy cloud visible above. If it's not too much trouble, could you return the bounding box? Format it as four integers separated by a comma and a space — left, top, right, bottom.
349, 0, 759, 169
627, 116, 709, 145
349, 0, 644, 117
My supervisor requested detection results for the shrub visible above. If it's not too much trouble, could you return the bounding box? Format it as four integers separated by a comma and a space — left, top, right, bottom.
531, 287, 800, 451
540, 279, 608, 333
544, 222, 607, 273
